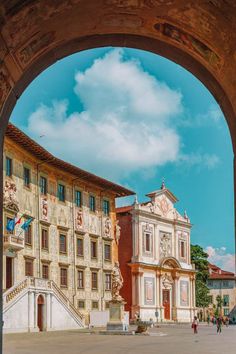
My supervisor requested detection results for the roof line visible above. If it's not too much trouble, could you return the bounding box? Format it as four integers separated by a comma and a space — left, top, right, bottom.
5, 123, 134, 197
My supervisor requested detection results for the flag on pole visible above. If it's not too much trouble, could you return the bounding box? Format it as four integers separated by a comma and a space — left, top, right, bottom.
6, 219, 15, 232
21, 218, 33, 230
14, 214, 24, 226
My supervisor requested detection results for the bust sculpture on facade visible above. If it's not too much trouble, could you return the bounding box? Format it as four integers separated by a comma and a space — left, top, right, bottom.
112, 261, 124, 301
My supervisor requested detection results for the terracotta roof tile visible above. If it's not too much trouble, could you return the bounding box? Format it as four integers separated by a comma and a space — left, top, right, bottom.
6, 123, 134, 197
116, 205, 133, 213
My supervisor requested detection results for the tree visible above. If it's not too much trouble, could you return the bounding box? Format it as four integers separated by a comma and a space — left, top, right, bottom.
215, 295, 223, 316
191, 244, 211, 309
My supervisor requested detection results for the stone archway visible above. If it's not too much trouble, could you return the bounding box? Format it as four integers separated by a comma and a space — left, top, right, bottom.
0, 0, 236, 348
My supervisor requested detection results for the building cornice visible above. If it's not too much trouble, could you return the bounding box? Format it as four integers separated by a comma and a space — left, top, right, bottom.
128, 261, 196, 275
132, 208, 192, 229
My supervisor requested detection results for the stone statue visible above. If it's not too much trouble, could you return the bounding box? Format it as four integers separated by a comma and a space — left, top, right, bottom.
115, 220, 121, 245
112, 261, 124, 301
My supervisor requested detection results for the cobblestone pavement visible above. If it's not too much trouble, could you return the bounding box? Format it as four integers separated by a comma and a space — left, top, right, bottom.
4, 324, 236, 354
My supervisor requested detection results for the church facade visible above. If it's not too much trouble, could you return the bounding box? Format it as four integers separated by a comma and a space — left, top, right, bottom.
3, 123, 133, 333
117, 183, 196, 323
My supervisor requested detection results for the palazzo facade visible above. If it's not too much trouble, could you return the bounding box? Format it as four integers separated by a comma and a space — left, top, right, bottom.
207, 263, 236, 320
3, 123, 132, 332
117, 183, 196, 323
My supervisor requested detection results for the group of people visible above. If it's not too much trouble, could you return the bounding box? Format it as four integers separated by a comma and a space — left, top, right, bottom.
192, 315, 229, 334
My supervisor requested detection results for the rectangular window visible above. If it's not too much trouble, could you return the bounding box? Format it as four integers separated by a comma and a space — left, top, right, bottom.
145, 233, 151, 252
6, 157, 12, 177
58, 184, 65, 202
60, 268, 67, 287
40, 176, 47, 195
41, 229, 48, 250
77, 238, 83, 257
91, 240, 97, 259
25, 259, 33, 276
92, 301, 99, 310
75, 190, 82, 207
25, 223, 32, 246
91, 272, 98, 290
105, 301, 110, 309
24, 167, 30, 187
42, 264, 49, 279
223, 281, 229, 287
180, 241, 185, 258
104, 244, 111, 261
6, 217, 14, 235
223, 295, 229, 306
89, 195, 95, 212
208, 280, 213, 287
103, 200, 110, 216
59, 234, 67, 253
224, 308, 229, 316
105, 273, 112, 291
78, 300, 85, 309
77, 270, 84, 289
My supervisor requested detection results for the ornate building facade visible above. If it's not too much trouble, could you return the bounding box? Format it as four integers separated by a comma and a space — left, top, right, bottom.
207, 263, 236, 320
3, 123, 133, 333
117, 183, 196, 322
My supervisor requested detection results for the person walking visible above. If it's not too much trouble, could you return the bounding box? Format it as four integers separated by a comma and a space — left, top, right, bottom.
216, 316, 223, 334
192, 316, 199, 334
207, 314, 210, 325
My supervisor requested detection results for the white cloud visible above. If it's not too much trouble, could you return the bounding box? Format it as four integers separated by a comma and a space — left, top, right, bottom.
179, 153, 220, 170
205, 246, 235, 273
26, 49, 219, 182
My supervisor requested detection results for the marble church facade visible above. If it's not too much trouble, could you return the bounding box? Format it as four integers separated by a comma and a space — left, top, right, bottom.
117, 183, 196, 323
3, 123, 133, 332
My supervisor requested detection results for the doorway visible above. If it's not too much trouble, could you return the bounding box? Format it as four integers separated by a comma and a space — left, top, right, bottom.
163, 289, 170, 320
37, 295, 44, 332
6, 257, 13, 289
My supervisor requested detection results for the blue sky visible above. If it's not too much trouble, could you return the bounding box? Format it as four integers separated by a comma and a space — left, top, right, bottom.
10, 47, 235, 272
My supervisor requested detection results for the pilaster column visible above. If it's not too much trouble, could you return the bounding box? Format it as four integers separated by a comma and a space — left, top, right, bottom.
46, 293, 51, 331
159, 273, 164, 321
172, 272, 180, 321
137, 271, 143, 306
28, 291, 35, 331
154, 224, 158, 261
191, 274, 196, 309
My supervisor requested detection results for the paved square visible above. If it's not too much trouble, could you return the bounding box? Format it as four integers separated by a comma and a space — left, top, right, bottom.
4, 324, 236, 354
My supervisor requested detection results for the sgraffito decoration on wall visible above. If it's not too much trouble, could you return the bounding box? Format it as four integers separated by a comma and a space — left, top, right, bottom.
154, 22, 222, 70
180, 280, 189, 306
144, 277, 155, 305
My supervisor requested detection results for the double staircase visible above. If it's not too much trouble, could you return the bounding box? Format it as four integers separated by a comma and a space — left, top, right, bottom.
3, 277, 85, 332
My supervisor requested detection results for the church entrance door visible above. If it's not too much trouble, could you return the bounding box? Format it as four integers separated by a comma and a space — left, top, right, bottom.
163, 289, 170, 320
37, 295, 44, 331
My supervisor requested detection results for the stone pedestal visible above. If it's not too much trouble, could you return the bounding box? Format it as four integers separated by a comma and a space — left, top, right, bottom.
106, 300, 127, 332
